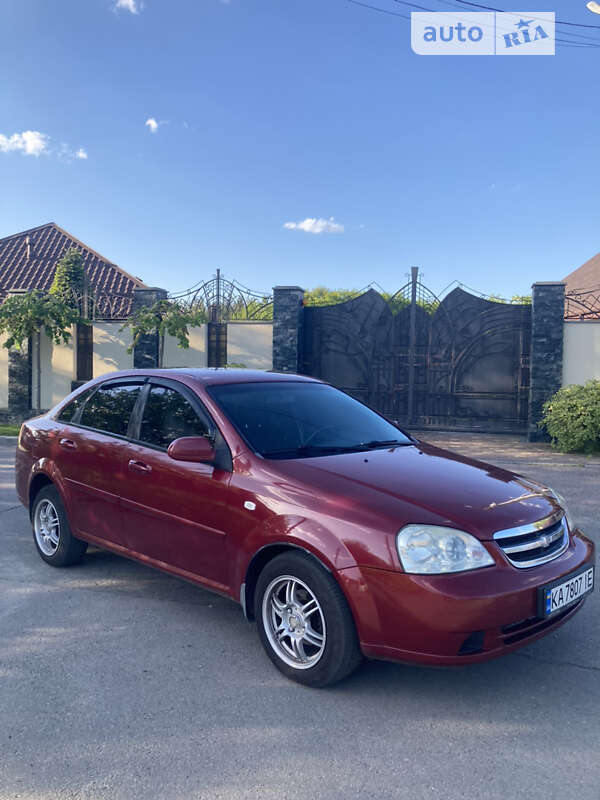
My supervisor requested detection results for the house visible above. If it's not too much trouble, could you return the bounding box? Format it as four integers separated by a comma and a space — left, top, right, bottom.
562, 252, 600, 320
0, 223, 152, 414
0, 222, 147, 318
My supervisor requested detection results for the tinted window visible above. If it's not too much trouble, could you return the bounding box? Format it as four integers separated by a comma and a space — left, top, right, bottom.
208, 382, 412, 458
139, 386, 211, 450
80, 383, 142, 437
57, 388, 94, 422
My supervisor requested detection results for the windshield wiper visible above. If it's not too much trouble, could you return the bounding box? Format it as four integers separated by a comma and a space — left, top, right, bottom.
355, 439, 413, 450
261, 444, 363, 458
261, 440, 412, 458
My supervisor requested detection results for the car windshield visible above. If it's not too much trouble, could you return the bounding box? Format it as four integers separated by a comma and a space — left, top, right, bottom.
208, 381, 413, 459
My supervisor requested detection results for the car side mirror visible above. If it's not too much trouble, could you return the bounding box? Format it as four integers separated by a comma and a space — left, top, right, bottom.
167, 436, 216, 464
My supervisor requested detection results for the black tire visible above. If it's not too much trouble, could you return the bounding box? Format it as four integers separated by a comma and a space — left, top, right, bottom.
31, 485, 87, 567
255, 551, 362, 687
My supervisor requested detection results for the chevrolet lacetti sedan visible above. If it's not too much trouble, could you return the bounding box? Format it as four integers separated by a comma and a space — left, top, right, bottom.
16, 369, 595, 686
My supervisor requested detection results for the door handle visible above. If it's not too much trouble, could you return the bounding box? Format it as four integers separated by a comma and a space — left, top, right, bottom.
59, 438, 77, 450
128, 459, 152, 475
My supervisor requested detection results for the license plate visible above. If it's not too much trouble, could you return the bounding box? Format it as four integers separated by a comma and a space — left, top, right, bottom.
538, 566, 594, 618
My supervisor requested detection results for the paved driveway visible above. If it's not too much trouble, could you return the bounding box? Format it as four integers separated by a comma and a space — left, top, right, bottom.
1, 434, 598, 800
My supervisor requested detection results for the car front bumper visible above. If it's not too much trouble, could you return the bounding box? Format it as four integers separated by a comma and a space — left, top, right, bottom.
336, 530, 595, 665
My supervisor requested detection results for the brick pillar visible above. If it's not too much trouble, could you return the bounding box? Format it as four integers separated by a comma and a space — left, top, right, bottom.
273, 286, 304, 373
528, 281, 565, 441
132, 287, 168, 369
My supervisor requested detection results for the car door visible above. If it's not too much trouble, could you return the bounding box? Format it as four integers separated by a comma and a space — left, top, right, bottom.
119, 379, 232, 590
54, 379, 145, 547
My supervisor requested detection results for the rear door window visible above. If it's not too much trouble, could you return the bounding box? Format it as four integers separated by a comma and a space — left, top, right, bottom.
139, 385, 211, 450
79, 383, 143, 437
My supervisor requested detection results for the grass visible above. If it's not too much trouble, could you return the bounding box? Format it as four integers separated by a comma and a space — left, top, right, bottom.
0, 424, 21, 436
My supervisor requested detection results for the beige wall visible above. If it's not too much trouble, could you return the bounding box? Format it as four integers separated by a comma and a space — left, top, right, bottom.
93, 321, 133, 377
227, 322, 273, 370
563, 322, 600, 386
0, 320, 274, 410
31, 331, 76, 410
163, 325, 207, 368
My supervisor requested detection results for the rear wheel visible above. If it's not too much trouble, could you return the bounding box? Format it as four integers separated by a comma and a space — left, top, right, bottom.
32, 485, 87, 567
255, 552, 362, 687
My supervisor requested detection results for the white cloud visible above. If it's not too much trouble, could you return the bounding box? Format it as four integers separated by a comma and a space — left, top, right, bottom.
57, 143, 89, 163
0, 130, 49, 157
114, 0, 141, 13
283, 216, 344, 234
0, 131, 88, 163
145, 117, 169, 134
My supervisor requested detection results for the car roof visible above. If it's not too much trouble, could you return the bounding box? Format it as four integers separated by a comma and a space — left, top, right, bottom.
92, 368, 322, 389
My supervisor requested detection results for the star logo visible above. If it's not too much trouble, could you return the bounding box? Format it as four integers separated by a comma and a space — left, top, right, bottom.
516, 18, 533, 28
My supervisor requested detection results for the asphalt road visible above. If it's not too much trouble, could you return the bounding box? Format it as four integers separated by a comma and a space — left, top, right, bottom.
1, 434, 599, 800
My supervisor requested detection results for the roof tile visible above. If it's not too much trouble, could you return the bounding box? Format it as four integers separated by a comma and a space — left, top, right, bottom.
0, 222, 147, 319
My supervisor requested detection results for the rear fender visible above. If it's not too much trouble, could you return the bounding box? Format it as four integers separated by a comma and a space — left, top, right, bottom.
28, 460, 71, 516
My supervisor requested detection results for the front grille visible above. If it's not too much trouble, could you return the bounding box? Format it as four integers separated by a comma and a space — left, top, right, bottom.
493, 510, 569, 568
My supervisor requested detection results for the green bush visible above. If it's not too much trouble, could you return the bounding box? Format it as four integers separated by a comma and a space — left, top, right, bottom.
540, 380, 600, 453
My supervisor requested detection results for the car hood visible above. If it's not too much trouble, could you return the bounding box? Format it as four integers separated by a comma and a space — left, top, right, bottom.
272, 441, 561, 540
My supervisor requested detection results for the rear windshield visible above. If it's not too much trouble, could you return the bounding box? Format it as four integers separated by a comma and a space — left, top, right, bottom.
208, 381, 412, 459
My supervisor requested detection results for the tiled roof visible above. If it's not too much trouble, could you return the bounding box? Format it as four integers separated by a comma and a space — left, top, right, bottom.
562, 252, 600, 319
0, 222, 146, 319
562, 252, 600, 294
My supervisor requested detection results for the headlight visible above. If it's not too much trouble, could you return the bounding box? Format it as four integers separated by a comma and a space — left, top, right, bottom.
396, 525, 494, 574
548, 488, 574, 531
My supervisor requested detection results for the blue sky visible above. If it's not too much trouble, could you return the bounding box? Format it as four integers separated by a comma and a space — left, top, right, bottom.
1, 0, 599, 299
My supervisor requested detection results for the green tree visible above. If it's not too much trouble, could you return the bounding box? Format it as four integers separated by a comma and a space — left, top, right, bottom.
50, 248, 88, 310
304, 287, 439, 315
121, 300, 208, 366
489, 293, 532, 305
304, 287, 359, 307
0, 291, 80, 409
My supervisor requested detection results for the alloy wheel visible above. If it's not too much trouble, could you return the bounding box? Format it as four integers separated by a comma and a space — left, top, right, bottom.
262, 575, 326, 669
34, 499, 60, 557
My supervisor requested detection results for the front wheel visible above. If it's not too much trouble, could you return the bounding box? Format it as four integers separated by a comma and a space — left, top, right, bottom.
32, 485, 87, 567
255, 552, 362, 687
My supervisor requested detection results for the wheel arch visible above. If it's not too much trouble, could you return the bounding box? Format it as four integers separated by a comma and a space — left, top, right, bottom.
242, 543, 333, 622
28, 473, 55, 516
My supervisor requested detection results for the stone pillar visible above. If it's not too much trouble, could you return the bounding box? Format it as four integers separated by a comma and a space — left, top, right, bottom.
272, 286, 304, 373
528, 281, 565, 441
8, 340, 32, 416
75, 321, 93, 383
132, 287, 168, 369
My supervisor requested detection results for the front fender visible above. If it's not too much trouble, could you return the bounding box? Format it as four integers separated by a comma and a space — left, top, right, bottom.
232, 514, 358, 618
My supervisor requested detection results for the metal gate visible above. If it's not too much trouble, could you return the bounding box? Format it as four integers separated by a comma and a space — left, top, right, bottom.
302, 269, 531, 432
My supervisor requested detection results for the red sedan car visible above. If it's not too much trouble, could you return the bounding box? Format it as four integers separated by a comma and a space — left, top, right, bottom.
16, 369, 595, 686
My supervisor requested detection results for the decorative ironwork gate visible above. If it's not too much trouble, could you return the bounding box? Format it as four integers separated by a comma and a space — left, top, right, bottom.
302, 269, 531, 432
169, 269, 273, 367
564, 285, 600, 320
